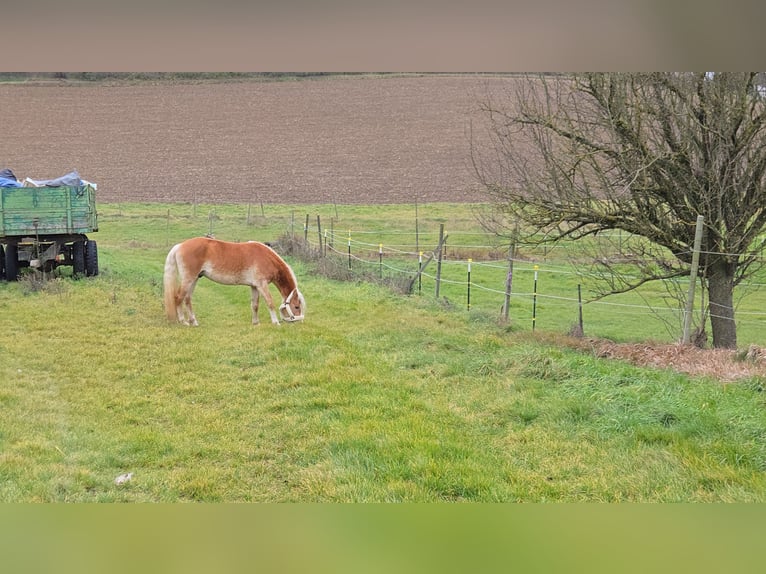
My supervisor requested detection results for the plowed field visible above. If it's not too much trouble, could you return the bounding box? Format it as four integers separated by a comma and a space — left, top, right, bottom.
1, 75, 513, 205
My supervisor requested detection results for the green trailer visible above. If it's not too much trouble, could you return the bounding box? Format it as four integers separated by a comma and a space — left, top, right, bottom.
0, 184, 99, 281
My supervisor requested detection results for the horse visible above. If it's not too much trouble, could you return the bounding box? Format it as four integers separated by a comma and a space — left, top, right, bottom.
163, 237, 305, 326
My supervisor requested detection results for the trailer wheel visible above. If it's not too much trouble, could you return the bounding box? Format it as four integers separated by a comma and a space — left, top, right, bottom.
85, 240, 99, 277
5, 244, 18, 281
73, 241, 86, 277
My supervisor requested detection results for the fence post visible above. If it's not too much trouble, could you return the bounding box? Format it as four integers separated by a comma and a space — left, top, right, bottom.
379, 244, 383, 279
316, 215, 323, 255
304, 214, 309, 242
418, 251, 423, 294
467, 258, 472, 310
415, 198, 420, 254
682, 215, 705, 345
347, 230, 352, 271
532, 264, 539, 331
435, 223, 445, 298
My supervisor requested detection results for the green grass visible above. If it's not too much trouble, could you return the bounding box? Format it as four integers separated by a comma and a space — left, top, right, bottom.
1, 202, 765, 502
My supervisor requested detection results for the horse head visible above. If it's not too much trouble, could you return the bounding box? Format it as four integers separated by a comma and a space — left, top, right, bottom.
279, 288, 306, 322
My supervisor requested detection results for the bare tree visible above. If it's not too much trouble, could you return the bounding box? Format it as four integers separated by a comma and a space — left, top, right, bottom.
472, 72, 766, 349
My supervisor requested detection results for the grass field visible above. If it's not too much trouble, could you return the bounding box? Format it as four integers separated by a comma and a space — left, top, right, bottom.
97, 200, 766, 346
1, 202, 765, 502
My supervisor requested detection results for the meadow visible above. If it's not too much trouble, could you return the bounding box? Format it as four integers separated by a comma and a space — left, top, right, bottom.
1, 202, 765, 502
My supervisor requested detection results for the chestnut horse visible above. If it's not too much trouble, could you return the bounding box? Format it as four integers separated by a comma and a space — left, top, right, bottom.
163, 237, 305, 326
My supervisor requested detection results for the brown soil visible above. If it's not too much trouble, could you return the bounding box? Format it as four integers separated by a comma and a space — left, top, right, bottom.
1, 75, 509, 205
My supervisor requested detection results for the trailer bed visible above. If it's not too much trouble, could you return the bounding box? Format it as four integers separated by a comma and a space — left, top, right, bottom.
0, 184, 98, 238
0, 183, 99, 280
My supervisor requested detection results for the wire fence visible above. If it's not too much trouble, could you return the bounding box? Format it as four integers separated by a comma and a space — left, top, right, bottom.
293, 221, 766, 346
102, 203, 766, 346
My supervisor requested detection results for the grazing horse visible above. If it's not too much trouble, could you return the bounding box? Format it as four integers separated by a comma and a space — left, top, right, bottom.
163, 237, 306, 326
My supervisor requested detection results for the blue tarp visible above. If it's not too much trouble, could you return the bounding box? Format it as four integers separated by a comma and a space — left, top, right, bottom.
25, 170, 83, 187
0, 168, 22, 187
1, 168, 95, 189
0, 177, 23, 188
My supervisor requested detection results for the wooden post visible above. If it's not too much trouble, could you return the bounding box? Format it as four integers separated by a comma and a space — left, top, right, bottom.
435, 223, 445, 298
347, 230, 352, 271
467, 258, 472, 310
408, 251, 433, 295
682, 215, 705, 345
415, 198, 420, 254
379, 244, 383, 279
304, 214, 309, 242
418, 251, 423, 294
407, 233, 447, 294
316, 215, 323, 255
502, 228, 517, 322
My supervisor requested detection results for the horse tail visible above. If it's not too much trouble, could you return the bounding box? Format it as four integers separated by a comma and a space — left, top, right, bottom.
163, 244, 180, 322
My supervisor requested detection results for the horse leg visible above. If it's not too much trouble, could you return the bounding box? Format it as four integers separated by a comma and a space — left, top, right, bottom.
256, 282, 280, 325
179, 278, 199, 326
250, 286, 261, 325
173, 285, 188, 324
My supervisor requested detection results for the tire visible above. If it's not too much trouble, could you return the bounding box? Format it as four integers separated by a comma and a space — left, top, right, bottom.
72, 240, 86, 277
0, 245, 5, 280
5, 243, 18, 281
85, 240, 99, 277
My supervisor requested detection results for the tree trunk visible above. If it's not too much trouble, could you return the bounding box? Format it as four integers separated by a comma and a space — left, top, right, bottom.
707, 261, 737, 349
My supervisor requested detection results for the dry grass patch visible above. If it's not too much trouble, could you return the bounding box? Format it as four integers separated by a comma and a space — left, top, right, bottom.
577, 339, 766, 383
